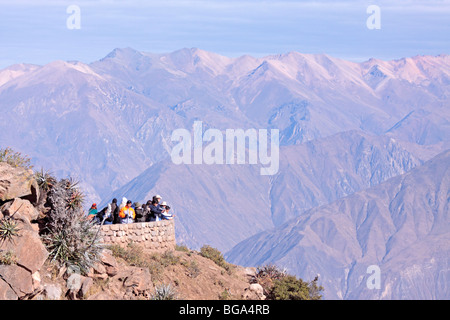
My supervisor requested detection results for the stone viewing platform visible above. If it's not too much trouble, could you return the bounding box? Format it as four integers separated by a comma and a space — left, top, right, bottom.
98, 219, 176, 252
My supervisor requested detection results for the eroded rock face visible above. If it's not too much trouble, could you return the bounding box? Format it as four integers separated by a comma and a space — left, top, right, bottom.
0, 228, 49, 274
1, 164, 161, 300
0, 196, 48, 299
0, 277, 18, 300
0, 265, 33, 297
0, 199, 48, 274
0, 162, 39, 204
1, 198, 40, 222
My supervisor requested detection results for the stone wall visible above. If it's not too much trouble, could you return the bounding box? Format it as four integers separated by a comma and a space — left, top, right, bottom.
98, 220, 176, 252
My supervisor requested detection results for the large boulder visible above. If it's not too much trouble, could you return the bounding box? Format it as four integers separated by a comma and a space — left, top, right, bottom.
121, 267, 153, 292
0, 199, 48, 274
100, 249, 119, 277
242, 283, 266, 300
0, 162, 39, 204
1, 198, 40, 222
0, 228, 49, 274
0, 265, 34, 297
114, 266, 153, 298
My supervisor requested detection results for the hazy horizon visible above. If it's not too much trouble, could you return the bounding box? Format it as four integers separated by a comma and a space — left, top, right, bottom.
1, 0, 449, 68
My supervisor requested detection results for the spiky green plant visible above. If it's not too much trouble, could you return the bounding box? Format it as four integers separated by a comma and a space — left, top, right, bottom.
151, 283, 178, 300
41, 177, 102, 275
67, 190, 85, 210
35, 168, 57, 192
64, 177, 80, 191
42, 213, 102, 274
0, 218, 21, 244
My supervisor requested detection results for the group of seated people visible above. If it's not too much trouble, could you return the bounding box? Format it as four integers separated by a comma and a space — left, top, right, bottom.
87, 194, 174, 225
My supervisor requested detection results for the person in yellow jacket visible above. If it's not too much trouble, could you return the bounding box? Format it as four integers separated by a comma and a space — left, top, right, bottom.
119, 200, 135, 224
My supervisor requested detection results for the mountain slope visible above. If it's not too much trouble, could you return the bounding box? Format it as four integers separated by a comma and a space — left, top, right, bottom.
102, 130, 426, 252
1, 49, 449, 204
225, 150, 450, 299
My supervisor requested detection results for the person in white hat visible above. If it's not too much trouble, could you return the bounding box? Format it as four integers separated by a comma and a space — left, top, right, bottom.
152, 195, 162, 209
161, 203, 174, 220
158, 201, 167, 221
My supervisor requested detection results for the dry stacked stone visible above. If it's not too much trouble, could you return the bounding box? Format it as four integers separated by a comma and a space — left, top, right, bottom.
98, 220, 176, 252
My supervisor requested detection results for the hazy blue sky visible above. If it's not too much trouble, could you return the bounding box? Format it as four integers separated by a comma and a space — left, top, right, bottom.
0, 0, 449, 68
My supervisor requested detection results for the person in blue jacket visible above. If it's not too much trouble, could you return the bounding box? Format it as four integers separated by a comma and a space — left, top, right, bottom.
147, 198, 163, 222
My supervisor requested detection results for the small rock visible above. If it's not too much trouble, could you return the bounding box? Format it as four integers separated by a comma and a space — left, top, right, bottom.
120, 267, 153, 294
31, 271, 41, 290
94, 273, 108, 280
66, 273, 83, 294
43, 284, 62, 300
106, 265, 118, 277
243, 283, 266, 300
92, 261, 107, 275
80, 277, 94, 298
244, 267, 257, 277
100, 249, 118, 267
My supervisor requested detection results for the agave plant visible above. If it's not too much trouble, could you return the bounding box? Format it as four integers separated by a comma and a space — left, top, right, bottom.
41, 177, 102, 275
64, 177, 80, 191
43, 213, 102, 274
67, 190, 85, 210
35, 168, 57, 192
0, 217, 21, 244
151, 283, 178, 300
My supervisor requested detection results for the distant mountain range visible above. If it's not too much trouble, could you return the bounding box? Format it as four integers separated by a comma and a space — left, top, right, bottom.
226, 149, 450, 299
0, 48, 448, 299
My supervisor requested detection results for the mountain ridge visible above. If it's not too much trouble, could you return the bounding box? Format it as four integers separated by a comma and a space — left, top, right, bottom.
225, 149, 450, 299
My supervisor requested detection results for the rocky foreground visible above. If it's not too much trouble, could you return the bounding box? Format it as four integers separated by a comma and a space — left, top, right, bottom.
0, 162, 263, 300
